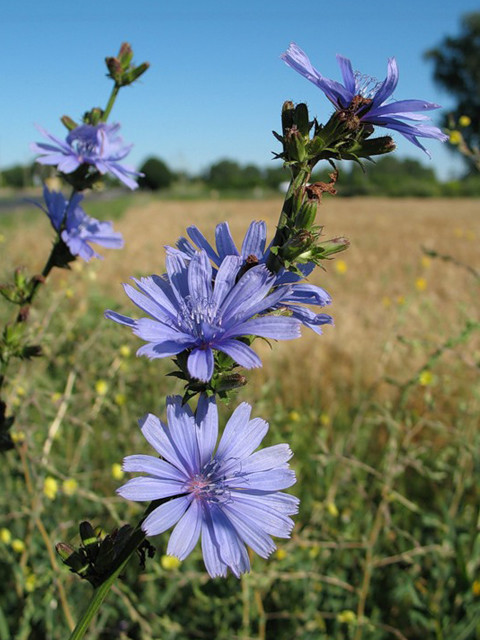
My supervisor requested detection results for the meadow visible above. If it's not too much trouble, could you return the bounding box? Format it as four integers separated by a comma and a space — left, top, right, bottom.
1, 194, 479, 639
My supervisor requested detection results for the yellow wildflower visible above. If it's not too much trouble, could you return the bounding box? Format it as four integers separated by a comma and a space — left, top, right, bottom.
397, 295, 406, 306
275, 548, 287, 560
161, 555, 181, 570
326, 501, 339, 517
11, 431, 25, 444
51, 392, 62, 404
12, 539, 25, 553
43, 476, 59, 500
337, 610, 357, 624
65, 288, 74, 299
449, 130, 462, 145
62, 478, 78, 497
382, 296, 392, 308
119, 345, 131, 358
459, 115, 471, 127
309, 545, 320, 559
472, 580, 480, 596
24, 570, 37, 593
320, 413, 330, 427
419, 370, 434, 387
335, 259, 347, 275
95, 380, 108, 396
114, 393, 127, 407
111, 463, 124, 481
0, 528, 12, 545
415, 277, 427, 292
288, 410, 300, 422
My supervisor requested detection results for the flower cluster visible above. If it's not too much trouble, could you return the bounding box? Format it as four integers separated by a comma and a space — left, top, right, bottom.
106, 44, 447, 583
118, 395, 299, 578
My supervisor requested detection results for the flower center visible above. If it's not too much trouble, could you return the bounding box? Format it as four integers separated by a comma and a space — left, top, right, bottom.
177, 296, 223, 341
187, 459, 229, 503
353, 71, 382, 100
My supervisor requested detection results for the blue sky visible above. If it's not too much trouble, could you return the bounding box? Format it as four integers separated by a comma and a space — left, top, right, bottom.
1, 0, 478, 180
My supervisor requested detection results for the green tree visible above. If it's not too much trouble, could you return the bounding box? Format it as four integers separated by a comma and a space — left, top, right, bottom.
425, 12, 480, 166
138, 157, 174, 190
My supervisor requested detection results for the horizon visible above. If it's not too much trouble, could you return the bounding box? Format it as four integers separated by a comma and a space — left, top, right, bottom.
1, 0, 478, 181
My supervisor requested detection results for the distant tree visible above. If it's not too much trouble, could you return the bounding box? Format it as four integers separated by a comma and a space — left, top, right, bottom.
425, 12, 480, 166
342, 156, 441, 197
264, 165, 290, 190
205, 159, 264, 190
138, 157, 174, 190
206, 159, 243, 190
1, 164, 34, 189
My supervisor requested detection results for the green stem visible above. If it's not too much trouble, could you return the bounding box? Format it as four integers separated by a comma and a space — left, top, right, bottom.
265, 165, 311, 273
102, 84, 121, 122
68, 527, 146, 640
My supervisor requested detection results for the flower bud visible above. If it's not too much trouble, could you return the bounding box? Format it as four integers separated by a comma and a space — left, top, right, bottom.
215, 373, 247, 392
295, 199, 318, 229
61, 115, 79, 131
316, 236, 350, 258
56, 542, 75, 562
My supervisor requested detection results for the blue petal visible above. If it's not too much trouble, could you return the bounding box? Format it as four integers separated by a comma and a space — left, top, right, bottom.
167, 499, 202, 559
232, 468, 297, 491
142, 495, 192, 536
241, 221, 267, 259
104, 310, 136, 327
229, 492, 298, 537
201, 514, 228, 578
222, 503, 276, 557
224, 316, 301, 341
216, 406, 268, 462
211, 255, 243, 308
208, 505, 250, 578
336, 55, 356, 95
215, 222, 238, 260
166, 396, 200, 474
215, 339, 262, 370
371, 57, 398, 107
122, 454, 188, 483
136, 340, 190, 359
196, 394, 219, 466
140, 413, 192, 476
187, 226, 221, 264
188, 251, 212, 302
117, 476, 183, 501
187, 347, 214, 382
133, 318, 191, 342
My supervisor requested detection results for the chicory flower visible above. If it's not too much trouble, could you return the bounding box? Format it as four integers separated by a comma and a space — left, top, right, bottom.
117, 395, 299, 577
105, 250, 302, 382
31, 123, 141, 189
281, 43, 448, 155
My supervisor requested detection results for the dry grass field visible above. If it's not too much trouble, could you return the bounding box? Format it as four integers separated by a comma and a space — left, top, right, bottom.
2, 195, 479, 640
4, 195, 478, 410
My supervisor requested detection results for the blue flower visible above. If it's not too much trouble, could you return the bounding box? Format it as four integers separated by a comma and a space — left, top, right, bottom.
117, 395, 299, 577
169, 220, 333, 334
31, 123, 141, 189
34, 186, 123, 261
105, 250, 302, 382
281, 43, 448, 155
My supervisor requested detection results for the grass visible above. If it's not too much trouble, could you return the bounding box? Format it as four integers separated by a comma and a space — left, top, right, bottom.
0, 194, 479, 639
